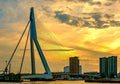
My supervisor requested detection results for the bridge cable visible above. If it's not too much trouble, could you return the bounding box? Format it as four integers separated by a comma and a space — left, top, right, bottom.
3, 20, 30, 74
19, 27, 30, 73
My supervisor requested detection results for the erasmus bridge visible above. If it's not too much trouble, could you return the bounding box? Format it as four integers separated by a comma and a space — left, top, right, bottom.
2, 7, 53, 81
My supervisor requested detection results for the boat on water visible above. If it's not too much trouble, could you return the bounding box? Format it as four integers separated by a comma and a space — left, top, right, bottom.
85, 78, 120, 83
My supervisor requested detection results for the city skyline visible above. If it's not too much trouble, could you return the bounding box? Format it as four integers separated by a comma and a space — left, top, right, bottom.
0, 0, 120, 73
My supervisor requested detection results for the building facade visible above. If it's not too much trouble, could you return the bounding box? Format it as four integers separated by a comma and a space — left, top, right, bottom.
69, 57, 79, 75
100, 56, 117, 77
108, 56, 117, 77
100, 57, 108, 77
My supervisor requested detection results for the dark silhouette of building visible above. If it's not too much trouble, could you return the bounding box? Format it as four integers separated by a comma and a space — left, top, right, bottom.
100, 57, 108, 77
69, 57, 79, 75
100, 56, 117, 78
108, 56, 117, 77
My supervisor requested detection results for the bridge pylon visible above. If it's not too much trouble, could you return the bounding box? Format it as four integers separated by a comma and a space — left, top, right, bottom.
22, 7, 53, 80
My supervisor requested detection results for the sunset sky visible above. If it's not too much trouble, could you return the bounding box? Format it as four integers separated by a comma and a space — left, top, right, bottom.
0, 0, 120, 74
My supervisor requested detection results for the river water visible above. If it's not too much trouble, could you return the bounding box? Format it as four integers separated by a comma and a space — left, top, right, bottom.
0, 80, 119, 84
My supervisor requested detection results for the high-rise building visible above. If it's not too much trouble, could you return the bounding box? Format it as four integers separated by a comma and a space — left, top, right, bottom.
100, 56, 117, 77
108, 56, 117, 77
69, 57, 79, 75
100, 57, 108, 77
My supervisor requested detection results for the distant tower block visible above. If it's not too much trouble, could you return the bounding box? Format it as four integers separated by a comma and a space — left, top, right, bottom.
100, 56, 117, 77
69, 57, 79, 75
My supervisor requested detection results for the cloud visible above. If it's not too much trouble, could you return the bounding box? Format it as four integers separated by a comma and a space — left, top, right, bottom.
54, 11, 120, 28
67, 0, 92, 2
104, 2, 113, 6
0, 8, 4, 18
67, 0, 102, 6
54, 11, 80, 26
110, 20, 120, 26
91, 13, 104, 28
104, 0, 118, 6
43, 49, 73, 51
104, 14, 114, 19
89, 1, 101, 5
69, 45, 112, 57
